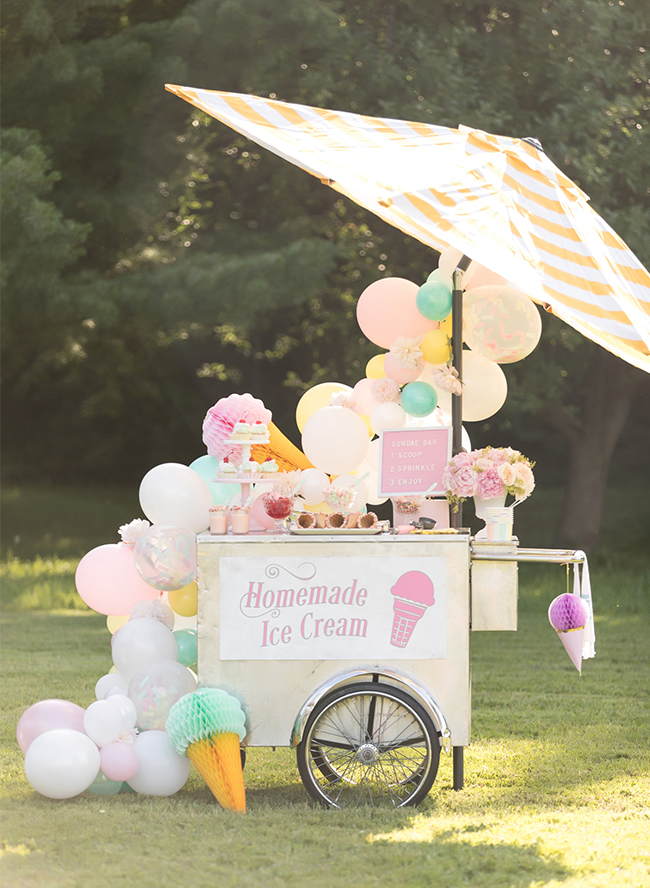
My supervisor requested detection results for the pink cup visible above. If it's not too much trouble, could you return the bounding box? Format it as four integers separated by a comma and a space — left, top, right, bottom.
230, 509, 250, 534
209, 510, 228, 534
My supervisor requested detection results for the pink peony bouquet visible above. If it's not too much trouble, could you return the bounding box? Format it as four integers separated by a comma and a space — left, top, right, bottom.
443, 446, 535, 509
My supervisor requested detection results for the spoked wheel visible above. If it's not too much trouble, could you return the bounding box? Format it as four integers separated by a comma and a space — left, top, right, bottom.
296, 682, 440, 808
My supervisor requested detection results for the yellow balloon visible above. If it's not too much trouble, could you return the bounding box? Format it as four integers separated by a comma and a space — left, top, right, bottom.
296, 383, 353, 433
365, 354, 386, 379
437, 315, 453, 336
106, 614, 129, 634
359, 413, 374, 436
168, 582, 198, 617
421, 329, 452, 365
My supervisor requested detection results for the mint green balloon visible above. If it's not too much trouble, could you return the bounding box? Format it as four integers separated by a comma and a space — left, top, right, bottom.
173, 629, 197, 669
88, 770, 122, 795
401, 381, 438, 417
416, 273, 452, 321
189, 455, 238, 505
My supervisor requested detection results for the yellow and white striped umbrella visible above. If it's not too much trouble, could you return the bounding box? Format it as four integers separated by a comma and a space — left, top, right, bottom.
166, 85, 650, 372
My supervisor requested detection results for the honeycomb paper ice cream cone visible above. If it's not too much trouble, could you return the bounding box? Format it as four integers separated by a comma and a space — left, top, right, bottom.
166, 688, 247, 812
251, 421, 314, 473
186, 733, 246, 812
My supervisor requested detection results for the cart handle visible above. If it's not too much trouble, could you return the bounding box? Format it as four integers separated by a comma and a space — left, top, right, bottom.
470, 546, 586, 564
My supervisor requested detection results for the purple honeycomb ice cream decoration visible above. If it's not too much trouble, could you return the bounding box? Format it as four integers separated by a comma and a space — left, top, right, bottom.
548, 593, 589, 632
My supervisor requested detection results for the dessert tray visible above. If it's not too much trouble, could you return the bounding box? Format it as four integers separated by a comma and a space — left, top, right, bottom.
291, 526, 383, 536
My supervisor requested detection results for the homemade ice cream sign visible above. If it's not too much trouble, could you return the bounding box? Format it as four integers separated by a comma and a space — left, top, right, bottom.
219, 557, 446, 660
378, 427, 452, 497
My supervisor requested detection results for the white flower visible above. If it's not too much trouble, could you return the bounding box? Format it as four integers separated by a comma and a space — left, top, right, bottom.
389, 336, 425, 370
328, 390, 357, 409
129, 599, 175, 629
118, 518, 151, 544
432, 365, 463, 396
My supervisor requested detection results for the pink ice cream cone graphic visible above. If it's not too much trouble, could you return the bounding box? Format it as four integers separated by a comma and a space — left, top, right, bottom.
390, 571, 435, 648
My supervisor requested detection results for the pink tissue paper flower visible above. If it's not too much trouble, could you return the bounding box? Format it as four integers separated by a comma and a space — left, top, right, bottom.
371, 378, 401, 403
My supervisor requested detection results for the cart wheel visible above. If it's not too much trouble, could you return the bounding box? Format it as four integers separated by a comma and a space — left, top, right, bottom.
240, 748, 246, 770
296, 682, 440, 808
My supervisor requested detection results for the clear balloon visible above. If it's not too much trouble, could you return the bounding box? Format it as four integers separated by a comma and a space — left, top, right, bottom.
463, 285, 542, 363
365, 354, 386, 379
17, 699, 86, 754
295, 383, 354, 433
134, 524, 197, 592
127, 730, 190, 796
83, 699, 124, 748
416, 273, 452, 321
128, 659, 197, 731
356, 278, 436, 348
438, 247, 507, 290
173, 629, 198, 669
302, 407, 369, 475
370, 402, 407, 433
24, 729, 100, 799
401, 381, 438, 417
168, 582, 198, 617
100, 742, 139, 782
297, 468, 329, 505
111, 617, 178, 681
139, 463, 212, 534
75, 543, 159, 616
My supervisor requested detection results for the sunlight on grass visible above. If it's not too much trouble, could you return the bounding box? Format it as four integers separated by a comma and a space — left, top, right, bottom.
1, 556, 87, 611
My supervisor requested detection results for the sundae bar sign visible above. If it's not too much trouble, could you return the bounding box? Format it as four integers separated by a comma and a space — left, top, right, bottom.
219, 556, 447, 660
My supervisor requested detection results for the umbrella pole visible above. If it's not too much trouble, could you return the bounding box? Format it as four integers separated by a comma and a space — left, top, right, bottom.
450, 255, 472, 532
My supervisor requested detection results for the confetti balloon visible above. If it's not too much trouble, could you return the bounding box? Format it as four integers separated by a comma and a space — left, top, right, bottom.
128, 659, 197, 731
464, 285, 542, 363
134, 524, 197, 592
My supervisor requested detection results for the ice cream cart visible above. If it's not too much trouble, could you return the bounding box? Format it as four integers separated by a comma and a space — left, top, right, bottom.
196, 528, 587, 808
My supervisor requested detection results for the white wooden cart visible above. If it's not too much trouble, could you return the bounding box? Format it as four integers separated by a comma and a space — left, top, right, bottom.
196, 529, 585, 808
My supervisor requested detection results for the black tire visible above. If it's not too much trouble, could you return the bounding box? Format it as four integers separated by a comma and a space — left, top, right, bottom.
296, 682, 440, 808
240, 747, 246, 770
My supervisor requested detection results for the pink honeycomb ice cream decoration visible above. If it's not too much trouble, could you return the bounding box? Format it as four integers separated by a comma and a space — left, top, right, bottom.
548, 593, 588, 632
202, 394, 272, 461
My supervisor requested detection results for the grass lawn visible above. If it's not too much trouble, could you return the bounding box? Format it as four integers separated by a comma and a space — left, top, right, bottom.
1, 485, 649, 887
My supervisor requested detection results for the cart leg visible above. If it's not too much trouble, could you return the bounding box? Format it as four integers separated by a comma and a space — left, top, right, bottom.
452, 746, 464, 791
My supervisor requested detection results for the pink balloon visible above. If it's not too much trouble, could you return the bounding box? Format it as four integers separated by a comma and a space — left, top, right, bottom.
17, 699, 86, 754
100, 742, 139, 782
250, 494, 275, 530
75, 543, 160, 616
356, 278, 436, 348
352, 378, 380, 417
383, 353, 422, 385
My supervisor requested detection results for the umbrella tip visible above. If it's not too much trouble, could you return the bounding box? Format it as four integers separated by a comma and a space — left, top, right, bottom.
522, 136, 544, 153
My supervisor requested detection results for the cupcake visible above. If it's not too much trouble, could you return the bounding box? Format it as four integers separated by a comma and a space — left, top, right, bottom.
250, 420, 268, 439
241, 459, 260, 475
231, 421, 252, 440
260, 458, 278, 475
218, 457, 238, 475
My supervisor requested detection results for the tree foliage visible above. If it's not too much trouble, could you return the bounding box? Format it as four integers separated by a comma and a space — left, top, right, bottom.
1, 0, 649, 546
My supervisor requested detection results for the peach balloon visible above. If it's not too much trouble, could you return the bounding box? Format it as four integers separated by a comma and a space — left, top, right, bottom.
356, 278, 436, 348
383, 353, 422, 385
353, 378, 381, 417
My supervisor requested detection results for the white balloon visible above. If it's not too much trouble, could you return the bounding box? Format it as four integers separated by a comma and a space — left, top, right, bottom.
298, 468, 330, 505
83, 700, 123, 748
103, 692, 137, 730
370, 402, 406, 434
111, 618, 178, 681
127, 730, 190, 796
24, 729, 100, 799
139, 463, 212, 534
420, 353, 507, 422
364, 439, 381, 471
352, 461, 387, 506
95, 673, 128, 701
330, 474, 368, 512
302, 407, 369, 475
